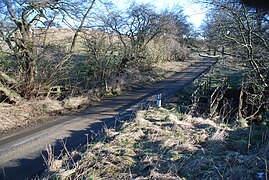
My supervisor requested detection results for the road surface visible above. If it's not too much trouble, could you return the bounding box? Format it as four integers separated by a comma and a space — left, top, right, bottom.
0, 58, 216, 179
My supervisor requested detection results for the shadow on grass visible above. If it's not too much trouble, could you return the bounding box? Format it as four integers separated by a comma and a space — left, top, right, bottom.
178, 124, 269, 179
120, 118, 269, 179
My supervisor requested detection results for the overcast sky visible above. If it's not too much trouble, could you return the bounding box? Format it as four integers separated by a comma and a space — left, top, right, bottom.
111, 0, 206, 29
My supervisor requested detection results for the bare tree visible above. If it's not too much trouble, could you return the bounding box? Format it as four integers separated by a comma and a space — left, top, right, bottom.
0, 0, 96, 101
83, 30, 122, 90
201, 0, 269, 120
100, 3, 160, 71
99, 3, 191, 72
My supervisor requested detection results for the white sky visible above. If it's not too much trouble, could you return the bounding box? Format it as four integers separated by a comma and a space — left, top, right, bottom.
111, 0, 206, 29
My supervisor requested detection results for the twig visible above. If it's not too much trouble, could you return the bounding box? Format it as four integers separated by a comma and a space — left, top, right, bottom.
265, 158, 268, 180
211, 159, 224, 180
1, 167, 6, 180
248, 124, 252, 154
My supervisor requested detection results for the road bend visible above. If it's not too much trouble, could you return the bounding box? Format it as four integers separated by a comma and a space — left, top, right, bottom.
0, 58, 216, 179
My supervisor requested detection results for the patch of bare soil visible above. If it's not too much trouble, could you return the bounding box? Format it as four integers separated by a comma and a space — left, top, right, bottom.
0, 96, 96, 135
0, 102, 43, 134
0, 57, 200, 135
41, 108, 269, 179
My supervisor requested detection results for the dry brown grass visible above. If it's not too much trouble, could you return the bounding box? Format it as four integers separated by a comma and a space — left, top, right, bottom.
39, 108, 219, 179
0, 101, 45, 134
42, 106, 269, 179
0, 94, 99, 134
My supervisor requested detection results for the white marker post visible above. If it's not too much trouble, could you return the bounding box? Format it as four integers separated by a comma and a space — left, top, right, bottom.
211, 66, 215, 74
157, 93, 162, 108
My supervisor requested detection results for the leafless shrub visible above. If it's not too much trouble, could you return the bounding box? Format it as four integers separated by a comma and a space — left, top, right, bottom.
201, 0, 269, 122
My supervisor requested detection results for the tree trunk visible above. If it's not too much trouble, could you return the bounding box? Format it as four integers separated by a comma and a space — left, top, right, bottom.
21, 55, 37, 98
0, 71, 18, 86
239, 86, 244, 119
0, 82, 22, 103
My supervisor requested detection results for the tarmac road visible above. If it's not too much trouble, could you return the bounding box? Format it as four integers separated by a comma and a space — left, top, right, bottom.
0, 58, 216, 179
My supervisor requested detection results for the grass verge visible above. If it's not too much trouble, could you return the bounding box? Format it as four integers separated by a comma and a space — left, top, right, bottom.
41, 105, 269, 179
